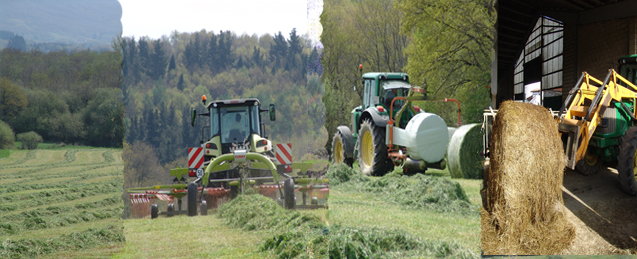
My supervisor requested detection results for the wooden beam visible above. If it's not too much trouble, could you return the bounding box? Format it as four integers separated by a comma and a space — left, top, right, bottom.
499, 5, 534, 18
499, 23, 528, 34
549, 0, 587, 10
500, 15, 530, 26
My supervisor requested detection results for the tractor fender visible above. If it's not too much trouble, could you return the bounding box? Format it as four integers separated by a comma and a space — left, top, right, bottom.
336, 125, 355, 158
360, 108, 388, 129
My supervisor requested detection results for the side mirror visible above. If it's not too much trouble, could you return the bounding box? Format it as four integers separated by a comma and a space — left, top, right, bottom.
191, 108, 197, 127
269, 104, 276, 121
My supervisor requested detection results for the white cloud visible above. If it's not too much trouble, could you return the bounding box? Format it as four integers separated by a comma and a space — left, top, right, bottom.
119, 0, 316, 41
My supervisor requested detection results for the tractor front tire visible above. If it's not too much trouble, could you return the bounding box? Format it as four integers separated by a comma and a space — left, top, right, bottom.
358, 119, 393, 176
332, 131, 353, 167
151, 204, 158, 219
166, 203, 174, 217
575, 150, 601, 176
617, 126, 637, 196
284, 178, 295, 210
187, 182, 198, 216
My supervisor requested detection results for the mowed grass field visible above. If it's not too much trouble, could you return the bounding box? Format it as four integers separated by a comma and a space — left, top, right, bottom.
1, 147, 481, 258
118, 164, 482, 258
0, 147, 125, 258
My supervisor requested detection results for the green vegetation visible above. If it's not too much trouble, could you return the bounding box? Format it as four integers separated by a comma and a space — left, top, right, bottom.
197, 164, 479, 258
121, 29, 325, 166
16, 131, 42, 150
0, 149, 9, 158
326, 164, 476, 214
0, 148, 125, 258
0, 47, 124, 148
117, 161, 480, 258
0, 120, 14, 149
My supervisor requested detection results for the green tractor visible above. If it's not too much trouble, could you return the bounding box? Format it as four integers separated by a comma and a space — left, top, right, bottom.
331, 70, 459, 176
127, 97, 328, 219
556, 54, 637, 195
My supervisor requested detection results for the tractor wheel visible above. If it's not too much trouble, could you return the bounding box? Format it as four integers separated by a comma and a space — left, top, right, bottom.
358, 119, 393, 176
618, 126, 637, 196
166, 203, 174, 217
151, 204, 158, 219
200, 201, 208, 216
575, 149, 601, 176
332, 131, 353, 167
187, 182, 198, 216
284, 178, 295, 210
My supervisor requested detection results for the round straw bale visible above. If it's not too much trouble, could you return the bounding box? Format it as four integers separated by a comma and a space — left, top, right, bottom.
447, 123, 483, 179
482, 101, 574, 255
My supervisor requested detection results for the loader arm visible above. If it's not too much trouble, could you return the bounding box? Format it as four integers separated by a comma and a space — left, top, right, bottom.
559, 69, 637, 169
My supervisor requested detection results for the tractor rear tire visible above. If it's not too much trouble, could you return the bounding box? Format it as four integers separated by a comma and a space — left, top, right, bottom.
618, 126, 637, 196
200, 201, 208, 216
332, 131, 353, 167
166, 203, 174, 217
575, 150, 601, 176
284, 178, 295, 210
187, 182, 198, 216
358, 119, 393, 176
151, 204, 158, 219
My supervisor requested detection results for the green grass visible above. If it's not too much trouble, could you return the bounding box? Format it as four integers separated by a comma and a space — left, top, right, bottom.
116, 216, 271, 258
0, 149, 9, 159
1, 146, 480, 257
0, 147, 125, 258
117, 163, 481, 258
328, 188, 480, 254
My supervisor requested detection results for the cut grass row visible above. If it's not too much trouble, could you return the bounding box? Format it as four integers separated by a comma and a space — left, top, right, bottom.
0, 165, 123, 186
1, 192, 122, 221
118, 164, 481, 258
2, 149, 120, 169
0, 147, 125, 258
0, 166, 122, 191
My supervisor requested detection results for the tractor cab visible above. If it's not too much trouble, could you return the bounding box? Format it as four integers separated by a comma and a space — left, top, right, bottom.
618, 55, 637, 86
379, 79, 410, 109
192, 98, 275, 158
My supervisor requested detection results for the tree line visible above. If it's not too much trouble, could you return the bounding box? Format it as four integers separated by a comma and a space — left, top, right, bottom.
120, 28, 325, 188
0, 47, 125, 148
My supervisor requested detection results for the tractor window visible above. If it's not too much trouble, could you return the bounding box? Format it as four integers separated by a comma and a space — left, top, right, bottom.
250, 106, 260, 135
210, 107, 220, 137
381, 80, 411, 90
363, 79, 372, 108
619, 63, 637, 87
220, 106, 250, 143
380, 80, 410, 108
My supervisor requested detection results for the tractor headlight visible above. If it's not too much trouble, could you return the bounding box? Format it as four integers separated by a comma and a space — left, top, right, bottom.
256, 139, 268, 148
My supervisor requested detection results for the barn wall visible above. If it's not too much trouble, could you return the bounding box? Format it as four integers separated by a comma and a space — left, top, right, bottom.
577, 17, 635, 80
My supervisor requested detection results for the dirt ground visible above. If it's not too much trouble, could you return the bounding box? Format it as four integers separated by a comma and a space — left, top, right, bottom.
560, 165, 637, 255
